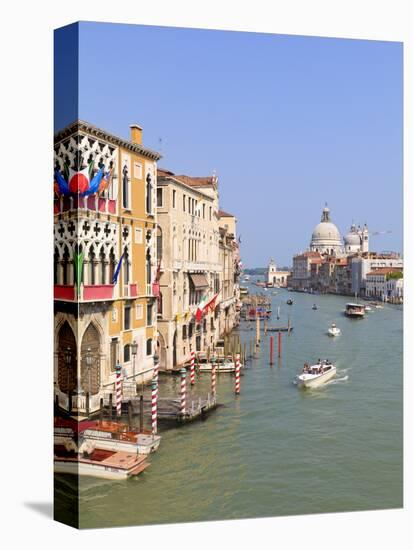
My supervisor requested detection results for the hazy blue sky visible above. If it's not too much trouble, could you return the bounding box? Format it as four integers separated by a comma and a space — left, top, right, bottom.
55, 22, 403, 267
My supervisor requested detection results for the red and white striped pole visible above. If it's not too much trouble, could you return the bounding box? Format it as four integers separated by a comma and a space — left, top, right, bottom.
211, 357, 217, 399
180, 368, 187, 414
190, 350, 196, 385
235, 354, 241, 395
151, 379, 158, 435
115, 363, 122, 416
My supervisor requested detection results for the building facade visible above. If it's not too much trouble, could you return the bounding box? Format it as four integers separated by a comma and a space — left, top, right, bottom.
54, 121, 161, 414
156, 170, 231, 369
365, 268, 403, 301
267, 259, 290, 287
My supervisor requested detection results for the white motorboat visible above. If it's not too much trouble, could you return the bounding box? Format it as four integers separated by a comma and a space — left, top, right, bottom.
364, 305, 372, 312
327, 323, 341, 336
296, 361, 336, 389
196, 353, 241, 373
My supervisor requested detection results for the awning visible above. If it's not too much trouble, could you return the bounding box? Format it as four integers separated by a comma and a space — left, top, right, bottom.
189, 273, 209, 290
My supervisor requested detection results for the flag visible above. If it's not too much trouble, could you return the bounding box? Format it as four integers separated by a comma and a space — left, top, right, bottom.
204, 292, 219, 314
195, 293, 209, 323
112, 252, 124, 284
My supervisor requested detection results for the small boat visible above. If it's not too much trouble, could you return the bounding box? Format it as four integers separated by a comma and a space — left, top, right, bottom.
196, 354, 240, 373
364, 305, 372, 312
54, 444, 150, 480
287, 299, 293, 305
265, 326, 293, 332
312, 304, 318, 310
327, 323, 341, 336
345, 303, 365, 318
55, 418, 161, 455
296, 361, 336, 389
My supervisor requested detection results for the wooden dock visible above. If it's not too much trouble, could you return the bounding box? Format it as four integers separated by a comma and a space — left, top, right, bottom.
130, 395, 219, 424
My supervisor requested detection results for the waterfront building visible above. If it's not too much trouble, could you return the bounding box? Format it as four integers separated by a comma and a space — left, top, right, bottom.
290, 251, 323, 290
365, 267, 403, 301
350, 252, 403, 296
156, 170, 236, 369
218, 210, 241, 334
54, 121, 161, 415
267, 259, 290, 287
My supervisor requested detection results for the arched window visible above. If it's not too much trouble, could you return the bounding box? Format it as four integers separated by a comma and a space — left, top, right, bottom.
156, 226, 163, 261
146, 173, 152, 213
124, 344, 131, 363
109, 248, 116, 284
123, 247, 130, 285
99, 247, 106, 284
122, 164, 129, 209
54, 247, 59, 284
146, 249, 151, 285
88, 245, 96, 285
146, 338, 152, 356
62, 245, 70, 285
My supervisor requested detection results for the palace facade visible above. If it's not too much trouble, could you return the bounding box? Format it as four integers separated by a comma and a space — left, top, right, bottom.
54, 121, 161, 415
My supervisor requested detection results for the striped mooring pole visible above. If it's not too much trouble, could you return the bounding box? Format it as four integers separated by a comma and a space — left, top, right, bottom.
151, 379, 158, 435
115, 362, 122, 416
235, 353, 241, 395
190, 350, 196, 385
180, 368, 187, 414
211, 356, 217, 398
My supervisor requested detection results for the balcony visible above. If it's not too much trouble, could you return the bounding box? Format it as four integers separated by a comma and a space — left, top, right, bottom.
54, 196, 117, 215
54, 284, 115, 302
123, 283, 138, 298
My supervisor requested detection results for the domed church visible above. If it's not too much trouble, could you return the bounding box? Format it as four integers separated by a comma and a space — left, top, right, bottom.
309, 205, 343, 256
344, 223, 369, 254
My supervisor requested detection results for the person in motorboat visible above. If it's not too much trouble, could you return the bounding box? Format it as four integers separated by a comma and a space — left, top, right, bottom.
303, 363, 309, 373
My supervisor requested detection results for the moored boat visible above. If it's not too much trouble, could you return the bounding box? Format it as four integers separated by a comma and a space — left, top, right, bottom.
296, 361, 336, 388
54, 444, 150, 480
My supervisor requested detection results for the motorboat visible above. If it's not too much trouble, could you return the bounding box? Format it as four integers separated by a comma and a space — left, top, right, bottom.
364, 304, 372, 312
196, 354, 240, 373
296, 361, 336, 389
54, 418, 161, 455
327, 323, 341, 336
312, 304, 318, 310
287, 299, 293, 305
345, 303, 365, 318
54, 444, 150, 480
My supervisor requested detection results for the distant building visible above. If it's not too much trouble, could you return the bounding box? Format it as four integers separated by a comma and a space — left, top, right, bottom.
267, 259, 290, 287
351, 253, 403, 296
365, 267, 403, 301
290, 251, 323, 290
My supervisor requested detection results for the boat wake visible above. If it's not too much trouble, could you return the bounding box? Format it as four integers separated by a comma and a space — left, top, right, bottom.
327, 375, 349, 385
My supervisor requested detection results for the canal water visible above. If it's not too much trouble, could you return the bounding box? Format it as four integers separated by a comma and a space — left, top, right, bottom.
55, 288, 403, 528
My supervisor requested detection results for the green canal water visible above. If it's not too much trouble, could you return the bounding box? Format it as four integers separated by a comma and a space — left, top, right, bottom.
55, 288, 403, 528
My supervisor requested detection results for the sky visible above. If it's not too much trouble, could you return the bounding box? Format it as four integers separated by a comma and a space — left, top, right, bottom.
55, 22, 403, 267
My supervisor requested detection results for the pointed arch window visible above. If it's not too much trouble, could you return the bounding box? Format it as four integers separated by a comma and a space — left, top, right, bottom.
88, 245, 96, 285
62, 245, 70, 285
122, 164, 130, 209
99, 247, 106, 284
123, 247, 130, 285
146, 173, 152, 214
109, 248, 116, 284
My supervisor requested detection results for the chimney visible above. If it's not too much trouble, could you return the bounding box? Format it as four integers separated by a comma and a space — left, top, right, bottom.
130, 124, 143, 145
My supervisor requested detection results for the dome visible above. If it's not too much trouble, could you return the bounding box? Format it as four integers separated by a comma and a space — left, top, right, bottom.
311, 222, 341, 244
344, 232, 360, 246
309, 205, 343, 255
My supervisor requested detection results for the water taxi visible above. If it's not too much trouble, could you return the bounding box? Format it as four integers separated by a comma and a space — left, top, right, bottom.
55, 418, 161, 455
54, 444, 150, 480
296, 361, 336, 389
345, 303, 365, 318
327, 323, 341, 336
196, 353, 241, 373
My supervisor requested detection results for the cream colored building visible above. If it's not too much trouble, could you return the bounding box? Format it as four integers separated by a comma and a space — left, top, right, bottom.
156, 169, 223, 368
